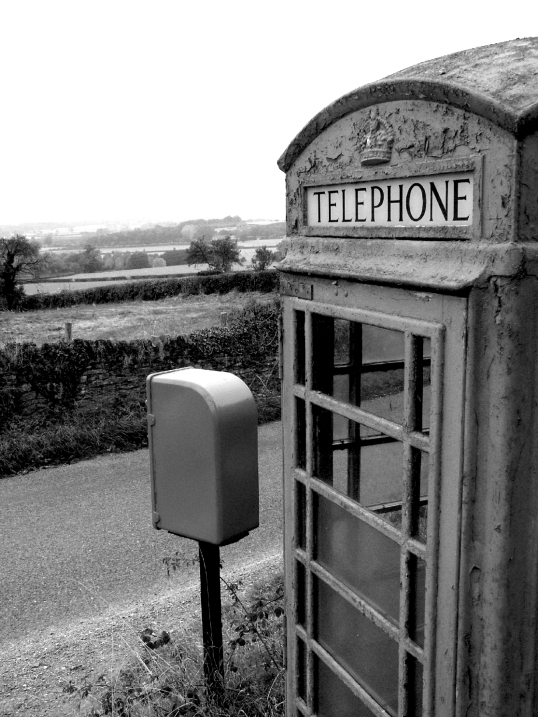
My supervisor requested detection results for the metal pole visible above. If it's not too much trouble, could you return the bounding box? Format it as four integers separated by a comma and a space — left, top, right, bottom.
198, 541, 224, 700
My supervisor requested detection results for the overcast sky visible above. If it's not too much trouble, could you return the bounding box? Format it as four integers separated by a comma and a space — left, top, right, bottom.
0, 1, 535, 226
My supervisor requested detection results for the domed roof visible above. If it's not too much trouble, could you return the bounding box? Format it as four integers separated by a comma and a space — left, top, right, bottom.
278, 38, 538, 172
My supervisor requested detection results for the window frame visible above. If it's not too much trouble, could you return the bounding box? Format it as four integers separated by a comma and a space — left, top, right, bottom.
282, 285, 467, 717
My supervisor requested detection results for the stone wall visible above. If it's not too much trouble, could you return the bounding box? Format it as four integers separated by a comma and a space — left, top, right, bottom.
0, 313, 280, 426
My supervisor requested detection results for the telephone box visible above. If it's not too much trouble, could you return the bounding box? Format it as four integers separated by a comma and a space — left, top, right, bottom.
278, 39, 538, 717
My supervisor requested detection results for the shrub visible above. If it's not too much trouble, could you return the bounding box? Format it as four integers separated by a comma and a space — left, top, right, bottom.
0, 399, 148, 476
16, 270, 278, 311
71, 572, 285, 717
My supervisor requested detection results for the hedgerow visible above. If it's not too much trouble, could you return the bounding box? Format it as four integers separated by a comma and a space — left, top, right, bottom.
0, 298, 281, 475
17, 269, 278, 311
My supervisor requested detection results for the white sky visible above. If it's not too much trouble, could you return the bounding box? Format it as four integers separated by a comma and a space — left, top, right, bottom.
0, 1, 535, 225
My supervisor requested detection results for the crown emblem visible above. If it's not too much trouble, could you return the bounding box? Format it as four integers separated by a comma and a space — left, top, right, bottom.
360, 108, 394, 166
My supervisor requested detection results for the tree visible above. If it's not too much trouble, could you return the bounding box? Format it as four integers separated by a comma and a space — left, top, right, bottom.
186, 237, 215, 268
126, 251, 150, 270
161, 248, 188, 266
187, 235, 244, 273
79, 244, 104, 273
0, 235, 46, 309
211, 236, 244, 273
251, 245, 276, 271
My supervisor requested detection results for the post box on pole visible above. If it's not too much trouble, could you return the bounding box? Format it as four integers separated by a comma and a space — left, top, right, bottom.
278, 38, 538, 717
146, 367, 259, 698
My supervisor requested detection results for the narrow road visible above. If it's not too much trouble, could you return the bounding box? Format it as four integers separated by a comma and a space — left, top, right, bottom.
0, 421, 283, 652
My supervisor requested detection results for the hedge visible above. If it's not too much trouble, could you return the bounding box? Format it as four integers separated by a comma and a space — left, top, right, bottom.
0, 299, 281, 474
16, 269, 278, 311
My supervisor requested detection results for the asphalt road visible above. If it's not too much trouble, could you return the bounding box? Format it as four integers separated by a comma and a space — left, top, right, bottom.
0, 421, 283, 651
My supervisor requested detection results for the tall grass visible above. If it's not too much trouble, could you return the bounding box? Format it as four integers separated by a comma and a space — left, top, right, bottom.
71, 573, 285, 717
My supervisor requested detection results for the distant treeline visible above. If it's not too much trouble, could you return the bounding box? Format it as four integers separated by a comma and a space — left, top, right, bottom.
87, 216, 242, 248
224, 222, 286, 241
80, 219, 285, 249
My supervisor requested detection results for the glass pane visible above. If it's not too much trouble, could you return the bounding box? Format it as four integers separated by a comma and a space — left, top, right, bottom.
419, 450, 429, 497
423, 337, 431, 359
421, 365, 431, 432
333, 372, 350, 406
334, 318, 352, 364
362, 325, 404, 364
296, 399, 306, 470
315, 657, 377, 717
297, 637, 306, 700
360, 438, 403, 508
295, 311, 305, 385
312, 404, 401, 512
333, 449, 350, 496
333, 408, 349, 442
315, 494, 400, 623
384, 503, 428, 541
407, 653, 424, 716
409, 336, 432, 433
409, 554, 426, 648
360, 368, 405, 425
296, 560, 306, 626
410, 449, 429, 543
312, 316, 361, 401
296, 481, 306, 550
312, 314, 334, 394
313, 405, 334, 484
315, 579, 398, 716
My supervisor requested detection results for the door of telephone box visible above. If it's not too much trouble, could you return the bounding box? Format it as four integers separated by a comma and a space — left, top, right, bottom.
281, 276, 466, 717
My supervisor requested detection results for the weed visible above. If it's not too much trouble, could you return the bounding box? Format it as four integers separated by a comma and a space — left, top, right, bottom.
72, 574, 285, 717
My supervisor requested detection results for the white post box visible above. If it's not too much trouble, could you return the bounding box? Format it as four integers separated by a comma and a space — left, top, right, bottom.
146, 368, 259, 546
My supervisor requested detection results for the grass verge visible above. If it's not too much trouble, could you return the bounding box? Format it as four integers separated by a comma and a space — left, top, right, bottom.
0, 394, 280, 477
70, 572, 285, 717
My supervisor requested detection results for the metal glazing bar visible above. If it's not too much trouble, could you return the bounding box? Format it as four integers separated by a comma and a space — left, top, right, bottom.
309, 560, 399, 641
400, 333, 427, 716
292, 467, 308, 484
369, 497, 428, 514
292, 298, 443, 340
402, 636, 425, 664
310, 640, 393, 717
300, 384, 432, 455
311, 476, 402, 544
408, 431, 430, 452
405, 538, 427, 561
422, 327, 445, 717
309, 390, 405, 443
304, 309, 315, 714
348, 321, 361, 501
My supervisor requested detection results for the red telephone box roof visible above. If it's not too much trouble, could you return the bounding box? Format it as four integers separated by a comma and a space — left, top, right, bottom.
278, 38, 538, 173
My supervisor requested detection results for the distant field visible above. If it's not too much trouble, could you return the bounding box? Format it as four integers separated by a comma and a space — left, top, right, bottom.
0, 291, 275, 345
24, 265, 199, 295
24, 243, 281, 295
